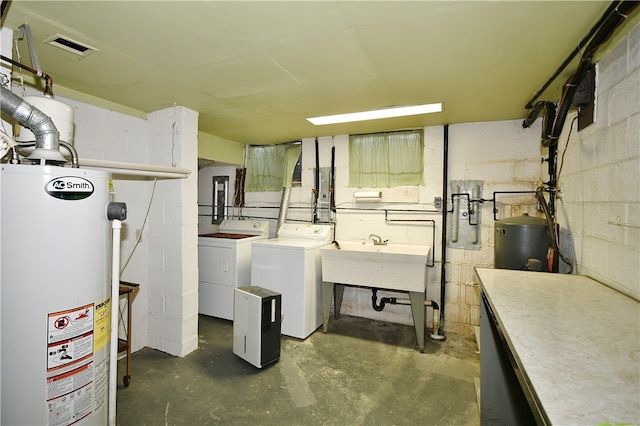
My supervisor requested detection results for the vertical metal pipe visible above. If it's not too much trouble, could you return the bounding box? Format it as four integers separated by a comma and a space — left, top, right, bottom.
439, 124, 449, 336
313, 138, 319, 223
451, 184, 460, 243
471, 185, 480, 244
330, 146, 336, 214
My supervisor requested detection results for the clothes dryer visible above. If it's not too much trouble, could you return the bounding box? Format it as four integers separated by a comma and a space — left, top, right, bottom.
198, 219, 269, 320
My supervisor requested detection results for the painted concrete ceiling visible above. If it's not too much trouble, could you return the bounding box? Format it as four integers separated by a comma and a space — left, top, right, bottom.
1, 1, 638, 146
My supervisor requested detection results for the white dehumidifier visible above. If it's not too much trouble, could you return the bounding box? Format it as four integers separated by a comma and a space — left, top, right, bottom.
233, 286, 281, 368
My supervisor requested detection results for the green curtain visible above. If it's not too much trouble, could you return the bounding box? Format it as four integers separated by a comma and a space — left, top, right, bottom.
349, 130, 424, 187
245, 144, 301, 192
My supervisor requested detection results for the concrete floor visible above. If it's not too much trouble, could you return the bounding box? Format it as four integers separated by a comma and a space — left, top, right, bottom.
116, 314, 480, 425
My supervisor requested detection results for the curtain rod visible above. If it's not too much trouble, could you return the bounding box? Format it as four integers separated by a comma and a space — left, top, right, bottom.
248, 140, 301, 147
349, 128, 424, 137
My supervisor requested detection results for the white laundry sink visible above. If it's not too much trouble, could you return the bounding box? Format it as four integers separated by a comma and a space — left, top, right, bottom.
320, 241, 430, 292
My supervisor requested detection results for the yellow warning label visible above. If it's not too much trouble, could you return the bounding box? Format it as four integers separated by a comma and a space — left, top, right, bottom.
94, 297, 110, 352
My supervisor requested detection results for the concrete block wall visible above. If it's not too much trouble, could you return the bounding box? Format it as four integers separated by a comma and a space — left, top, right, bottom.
146, 107, 199, 357
556, 22, 640, 300
62, 94, 153, 350
5, 86, 200, 355
220, 121, 544, 337
196, 23, 640, 337
442, 121, 544, 334
326, 121, 544, 335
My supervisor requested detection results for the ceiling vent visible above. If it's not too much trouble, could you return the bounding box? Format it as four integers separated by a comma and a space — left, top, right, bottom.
45, 34, 97, 57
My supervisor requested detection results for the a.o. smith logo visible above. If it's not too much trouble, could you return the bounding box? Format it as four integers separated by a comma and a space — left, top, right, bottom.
45, 176, 94, 200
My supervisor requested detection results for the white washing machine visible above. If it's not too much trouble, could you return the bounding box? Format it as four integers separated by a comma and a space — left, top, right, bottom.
198, 219, 270, 320
251, 223, 334, 339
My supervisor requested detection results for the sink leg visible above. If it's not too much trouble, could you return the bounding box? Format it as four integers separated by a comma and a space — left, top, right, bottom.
322, 282, 334, 332
334, 284, 344, 319
409, 291, 426, 352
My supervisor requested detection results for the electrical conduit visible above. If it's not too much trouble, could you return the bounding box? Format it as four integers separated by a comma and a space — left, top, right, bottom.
437, 124, 449, 339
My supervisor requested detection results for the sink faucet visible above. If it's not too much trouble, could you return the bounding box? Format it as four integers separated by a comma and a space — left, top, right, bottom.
369, 234, 388, 245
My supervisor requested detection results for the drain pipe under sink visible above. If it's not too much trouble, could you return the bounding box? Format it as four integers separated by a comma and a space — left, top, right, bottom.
370, 289, 442, 340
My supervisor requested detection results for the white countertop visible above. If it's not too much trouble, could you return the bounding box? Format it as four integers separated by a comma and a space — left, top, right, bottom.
476, 268, 640, 425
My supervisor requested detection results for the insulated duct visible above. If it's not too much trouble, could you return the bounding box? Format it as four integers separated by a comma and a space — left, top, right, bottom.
275, 144, 301, 237
275, 187, 291, 237
0, 86, 66, 163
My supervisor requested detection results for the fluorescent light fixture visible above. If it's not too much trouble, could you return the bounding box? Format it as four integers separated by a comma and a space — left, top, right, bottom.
307, 103, 443, 125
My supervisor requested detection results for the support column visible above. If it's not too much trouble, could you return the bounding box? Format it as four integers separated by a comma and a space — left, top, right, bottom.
409, 291, 426, 352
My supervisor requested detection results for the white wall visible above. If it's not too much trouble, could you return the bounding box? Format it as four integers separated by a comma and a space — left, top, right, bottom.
198, 121, 545, 336
204, 22, 640, 336
146, 107, 199, 357
71, 101, 199, 356
556, 22, 640, 300
201, 21, 640, 339
327, 122, 544, 334
63, 93, 153, 351
3, 80, 200, 355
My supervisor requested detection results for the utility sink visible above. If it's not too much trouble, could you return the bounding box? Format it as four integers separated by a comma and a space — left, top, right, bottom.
320, 240, 431, 352
320, 241, 430, 292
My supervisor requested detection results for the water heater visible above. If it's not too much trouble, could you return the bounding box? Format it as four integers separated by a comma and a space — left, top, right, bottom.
494, 213, 551, 271
1, 164, 112, 425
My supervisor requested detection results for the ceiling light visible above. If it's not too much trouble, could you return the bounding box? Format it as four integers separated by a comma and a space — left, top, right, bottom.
307, 103, 443, 125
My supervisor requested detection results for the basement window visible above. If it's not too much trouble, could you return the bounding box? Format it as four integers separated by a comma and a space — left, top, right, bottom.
349, 129, 424, 187
245, 142, 301, 192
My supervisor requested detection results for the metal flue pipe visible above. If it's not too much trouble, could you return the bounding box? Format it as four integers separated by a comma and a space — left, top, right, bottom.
0, 86, 66, 163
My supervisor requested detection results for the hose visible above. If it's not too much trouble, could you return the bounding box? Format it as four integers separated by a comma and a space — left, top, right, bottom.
536, 188, 573, 273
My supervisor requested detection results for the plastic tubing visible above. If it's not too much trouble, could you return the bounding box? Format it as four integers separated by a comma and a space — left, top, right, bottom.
108, 219, 122, 426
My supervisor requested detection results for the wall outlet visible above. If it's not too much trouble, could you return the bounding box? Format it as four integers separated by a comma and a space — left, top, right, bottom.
434, 197, 442, 210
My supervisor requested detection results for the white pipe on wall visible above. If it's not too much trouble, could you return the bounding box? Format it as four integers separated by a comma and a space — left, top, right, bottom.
108, 219, 121, 426
80, 158, 191, 179
353, 191, 382, 200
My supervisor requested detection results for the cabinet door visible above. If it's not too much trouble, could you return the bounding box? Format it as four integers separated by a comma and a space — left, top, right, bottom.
199, 245, 235, 287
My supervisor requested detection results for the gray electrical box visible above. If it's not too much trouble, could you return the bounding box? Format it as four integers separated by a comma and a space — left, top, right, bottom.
211, 176, 228, 224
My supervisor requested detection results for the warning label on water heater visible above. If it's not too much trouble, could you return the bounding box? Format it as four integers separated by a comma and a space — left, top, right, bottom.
45, 176, 94, 200
47, 304, 94, 372
46, 304, 97, 426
